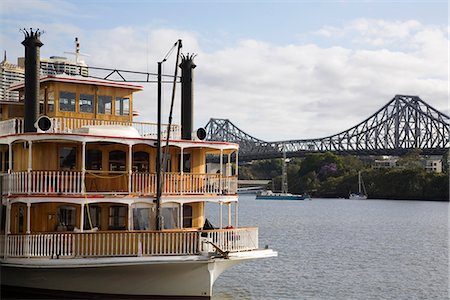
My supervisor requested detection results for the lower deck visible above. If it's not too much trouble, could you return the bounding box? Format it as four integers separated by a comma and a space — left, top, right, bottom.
1, 228, 258, 259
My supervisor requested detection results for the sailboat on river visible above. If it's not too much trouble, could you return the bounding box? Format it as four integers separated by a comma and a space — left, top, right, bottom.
256, 148, 309, 200
349, 171, 368, 200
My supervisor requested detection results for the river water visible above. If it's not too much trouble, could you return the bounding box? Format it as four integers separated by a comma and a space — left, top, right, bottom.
207, 196, 449, 299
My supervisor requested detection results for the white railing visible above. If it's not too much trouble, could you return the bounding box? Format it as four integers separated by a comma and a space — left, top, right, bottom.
201, 228, 259, 253
0, 117, 181, 139
131, 173, 236, 195
0, 118, 23, 135
7, 233, 74, 258
4, 228, 258, 258
8, 171, 83, 195
4, 171, 237, 196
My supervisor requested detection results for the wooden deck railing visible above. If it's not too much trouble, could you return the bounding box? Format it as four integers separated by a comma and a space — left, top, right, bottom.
4, 228, 258, 258
2, 171, 237, 196
0, 117, 181, 139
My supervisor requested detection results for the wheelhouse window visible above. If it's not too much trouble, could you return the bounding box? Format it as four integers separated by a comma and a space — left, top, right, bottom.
109, 206, 127, 230
183, 204, 193, 228
59, 146, 77, 170
86, 149, 102, 170
59, 91, 76, 112
115, 97, 130, 116
39, 90, 45, 114
109, 150, 126, 171
79, 94, 94, 113
133, 151, 149, 172
57, 205, 76, 231
98, 95, 112, 114
47, 91, 54, 112
84, 205, 101, 230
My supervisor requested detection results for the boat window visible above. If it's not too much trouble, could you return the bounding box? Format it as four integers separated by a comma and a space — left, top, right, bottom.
79, 94, 94, 113
57, 205, 77, 231
183, 204, 193, 228
39, 90, 45, 114
109, 150, 126, 171
98, 95, 112, 114
18, 205, 25, 233
84, 205, 101, 230
164, 154, 172, 172
4, 150, 8, 172
108, 206, 127, 230
86, 149, 102, 170
59, 146, 77, 170
178, 153, 191, 173
115, 97, 130, 116
59, 91, 76, 112
134, 207, 156, 230
47, 91, 54, 112
0, 204, 6, 232
162, 207, 179, 229
133, 151, 149, 172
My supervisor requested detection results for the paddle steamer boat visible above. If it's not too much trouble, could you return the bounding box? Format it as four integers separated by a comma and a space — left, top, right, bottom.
0, 30, 276, 298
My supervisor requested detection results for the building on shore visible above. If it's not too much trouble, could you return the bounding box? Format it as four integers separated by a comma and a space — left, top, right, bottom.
0, 52, 25, 102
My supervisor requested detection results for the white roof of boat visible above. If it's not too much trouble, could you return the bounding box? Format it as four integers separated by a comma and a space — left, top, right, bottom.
72, 125, 141, 138
9, 74, 143, 91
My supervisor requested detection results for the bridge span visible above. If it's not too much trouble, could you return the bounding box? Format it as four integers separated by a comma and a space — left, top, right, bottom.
205, 95, 449, 161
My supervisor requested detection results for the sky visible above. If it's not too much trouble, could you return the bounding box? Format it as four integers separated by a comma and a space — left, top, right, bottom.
0, 0, 448, 141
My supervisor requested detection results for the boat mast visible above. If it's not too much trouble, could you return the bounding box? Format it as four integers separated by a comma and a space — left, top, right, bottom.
281, 146, 288, 194
156, 61, 163, 230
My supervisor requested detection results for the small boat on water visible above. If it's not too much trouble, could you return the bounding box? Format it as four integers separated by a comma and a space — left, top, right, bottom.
349, 171, 368, 200
256, 190, 310, 200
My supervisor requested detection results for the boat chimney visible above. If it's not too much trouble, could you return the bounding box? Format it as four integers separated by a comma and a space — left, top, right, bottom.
21, 28, 43, 133
179, 54, 196, 140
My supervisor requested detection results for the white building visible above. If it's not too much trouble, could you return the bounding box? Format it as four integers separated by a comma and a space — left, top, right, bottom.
18, 56, 89, 77
0, 53, 25, 102
423, 156, 443, 173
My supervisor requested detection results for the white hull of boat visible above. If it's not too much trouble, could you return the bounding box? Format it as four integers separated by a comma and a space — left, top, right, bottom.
1, 250, 276, 298
349, 194, 368, 200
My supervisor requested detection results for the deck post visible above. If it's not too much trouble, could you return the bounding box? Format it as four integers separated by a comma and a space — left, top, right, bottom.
80, 203, 84, 232
128, 144, 132, 194
235, 202, 239, 228
27, 141, 32, 194
219, 149, 223, 193
81, 142, 86, 194
180, 147, 184, 195
179, 203, 183, 229
128, 203, 133, 230
235, 150, 238, 177
26, 202, 31, 234
219, 202, 223, 229
7, 143, 11, 196
227, 203, 231, 226
6, 202, 11, 234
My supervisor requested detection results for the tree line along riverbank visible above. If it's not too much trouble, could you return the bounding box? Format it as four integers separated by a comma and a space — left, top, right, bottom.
239, 150, 449, 201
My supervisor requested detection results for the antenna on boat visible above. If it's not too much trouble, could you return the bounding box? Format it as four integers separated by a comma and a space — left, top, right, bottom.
64, 37, 89, 64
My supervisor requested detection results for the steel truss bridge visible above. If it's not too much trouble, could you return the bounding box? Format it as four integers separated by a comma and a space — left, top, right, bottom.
205, 95, 450, 161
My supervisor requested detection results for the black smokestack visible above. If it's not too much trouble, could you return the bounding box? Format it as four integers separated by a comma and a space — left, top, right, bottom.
21, 28, 43, 133
179, 54, 196, 140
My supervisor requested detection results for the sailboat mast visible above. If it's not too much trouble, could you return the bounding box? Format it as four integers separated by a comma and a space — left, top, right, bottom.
281, 147, 288, 194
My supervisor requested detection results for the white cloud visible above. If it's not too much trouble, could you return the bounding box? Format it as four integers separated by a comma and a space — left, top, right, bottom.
3, 17, 447, 141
